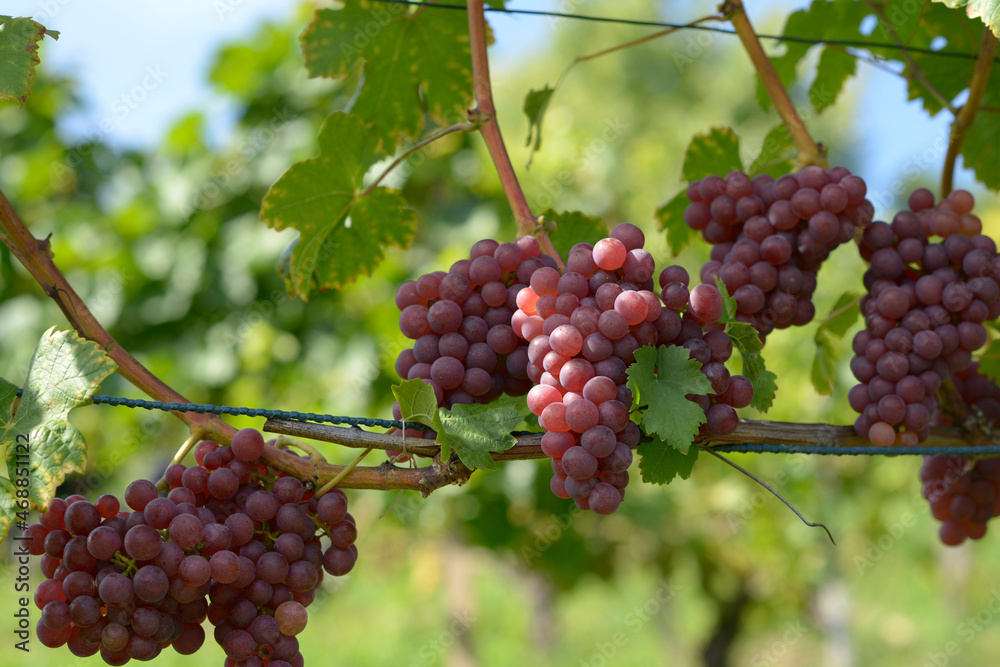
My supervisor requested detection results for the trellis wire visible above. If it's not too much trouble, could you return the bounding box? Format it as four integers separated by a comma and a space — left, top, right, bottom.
371, 0, 1000, 62
87, 395, 1000, 456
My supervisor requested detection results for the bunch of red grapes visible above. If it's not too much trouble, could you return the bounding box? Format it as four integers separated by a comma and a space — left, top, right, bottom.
849, 188, 999, 446
392, 222, 755, 514
515, 223, 753, 513
684, 166, 874, 338
920, 363, 1000, 545
26, 428, 355, 665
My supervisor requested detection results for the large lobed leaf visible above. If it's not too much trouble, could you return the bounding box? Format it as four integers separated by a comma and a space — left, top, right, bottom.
0, 328, 116, 541
301, 0, 474, 150
657, 127, 744, 255
0, 16, 59, 106
261, 112, 418, 300
637, 435, 700, 486
541, 209, 607, 260
390, 380, 521, 471
763, 0, 1000, 189
626, 345, 712, 455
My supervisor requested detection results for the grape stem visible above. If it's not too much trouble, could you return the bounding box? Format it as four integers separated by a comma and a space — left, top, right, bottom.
723, 0, 826, 170
941, 28, 998, 197
700, 445, 836, 544
465, 0, 564, 268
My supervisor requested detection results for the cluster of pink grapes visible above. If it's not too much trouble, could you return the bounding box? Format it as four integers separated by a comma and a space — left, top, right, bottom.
920, 364, 1000, 545
27, 428, 355, 666
685, 166, 874, 338
392, 223, 754, 512
392, 235, 561, 446
849, 188, 999, 446
514, 223, 753, 513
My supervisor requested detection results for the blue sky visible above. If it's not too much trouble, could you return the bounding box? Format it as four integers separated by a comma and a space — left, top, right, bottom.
4, 0, 976, 213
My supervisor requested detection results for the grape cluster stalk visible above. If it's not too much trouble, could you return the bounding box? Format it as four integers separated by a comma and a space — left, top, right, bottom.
26, 428, 355, 666
849, 188, 999, 446
685, 166, 875, 338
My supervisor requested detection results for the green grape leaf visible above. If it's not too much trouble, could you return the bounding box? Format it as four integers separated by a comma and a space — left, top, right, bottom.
391, 379, 438, 428
932, 0, 1000, 37
726, 322, 778, 412
433, 402, 521, 471
0, 328, 116, 511
765, 0, 990, 122
811, 291, 862, 395
0, 16, 59, 106
749, 124, 796, 178
961, 87, 1000, 190
810, 47, 856, 112
0, 475, 19, 542
637, 436, 700, 485
656, 190, 697, 256
978, 339, 1000, 384
301, 1, 474, 149
541, 209, 607, 260
524, 86, 555, 164
681, 127, 744, 181
260, 112, 418, 300
714, 277, 777, 412
626, 345, 712, 454
714, 276, 738, 323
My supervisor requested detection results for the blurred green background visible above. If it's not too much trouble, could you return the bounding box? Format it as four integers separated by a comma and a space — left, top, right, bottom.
2, 2, 1000, 666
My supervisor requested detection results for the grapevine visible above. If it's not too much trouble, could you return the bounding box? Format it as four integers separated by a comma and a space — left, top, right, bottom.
2, 2, 1000, 665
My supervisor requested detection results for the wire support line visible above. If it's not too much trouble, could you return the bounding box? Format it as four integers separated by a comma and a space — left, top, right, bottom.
709, 444, 1000, 456
88, 395, 1000, 456
89, 395, 434, 432
371, 0, 998, 62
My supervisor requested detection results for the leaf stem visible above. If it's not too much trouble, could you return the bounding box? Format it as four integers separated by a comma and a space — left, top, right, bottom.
724, 0, 825, 169
941, 28, 997, 197
0, 188, 235, 443
465, 0, 563, 268
363, 121, 479, 196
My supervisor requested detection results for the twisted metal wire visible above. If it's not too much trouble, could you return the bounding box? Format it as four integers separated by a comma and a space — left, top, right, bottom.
87, 395, 1000, 456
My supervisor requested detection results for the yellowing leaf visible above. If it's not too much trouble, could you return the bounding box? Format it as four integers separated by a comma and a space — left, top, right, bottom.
260, 112, 418, 299
0, 328, 116, 513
